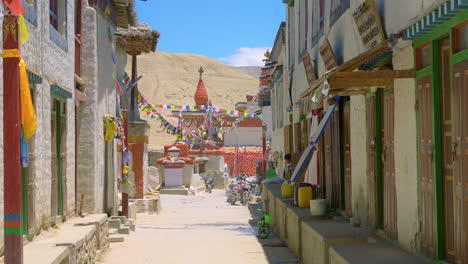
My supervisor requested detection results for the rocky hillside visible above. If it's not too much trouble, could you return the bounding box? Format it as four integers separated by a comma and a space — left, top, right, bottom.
131, 51, 260, 149
236, 66, 262, 79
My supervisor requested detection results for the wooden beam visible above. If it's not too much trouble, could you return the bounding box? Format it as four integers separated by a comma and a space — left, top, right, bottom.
330, 70, 415, 80
300, 40, 390, 98
330, 90, 369, 96
329, 78, 394, 89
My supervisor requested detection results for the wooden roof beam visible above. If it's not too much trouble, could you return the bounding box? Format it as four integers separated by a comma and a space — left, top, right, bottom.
329, 69, 415, 89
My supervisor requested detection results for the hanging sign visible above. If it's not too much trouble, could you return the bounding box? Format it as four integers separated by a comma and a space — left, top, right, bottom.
352, 0, 386, 50
302, 53, 316, 89
319, 39, 338, 71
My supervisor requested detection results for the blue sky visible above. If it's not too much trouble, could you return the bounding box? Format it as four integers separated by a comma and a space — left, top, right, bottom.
135, 0, 285, 66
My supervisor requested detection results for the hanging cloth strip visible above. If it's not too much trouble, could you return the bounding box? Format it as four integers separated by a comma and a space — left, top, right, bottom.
3, 49, 37, 141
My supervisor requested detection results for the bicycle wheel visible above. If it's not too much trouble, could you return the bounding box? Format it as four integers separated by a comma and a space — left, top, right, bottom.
257, 226, 270, 239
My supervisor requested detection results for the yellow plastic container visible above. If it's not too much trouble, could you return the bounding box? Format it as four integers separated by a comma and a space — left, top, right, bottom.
298, 186, 313, 208
281, 184, 294, 199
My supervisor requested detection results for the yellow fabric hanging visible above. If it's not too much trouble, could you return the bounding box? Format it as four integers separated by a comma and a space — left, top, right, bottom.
123, 165, 129, 175
19, 58, 36, 141
104, 117, 117, 141
18, 15, 29, 46
2, 50, 37, 141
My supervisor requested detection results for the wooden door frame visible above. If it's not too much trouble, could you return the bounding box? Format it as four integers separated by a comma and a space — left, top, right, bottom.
413, 14, 468, 259
51, 98, 66, 218
367, 90, 384, 230
341, 99, 352, 215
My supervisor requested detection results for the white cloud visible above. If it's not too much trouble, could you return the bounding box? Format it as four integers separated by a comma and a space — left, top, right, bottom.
218, 47, 271, 67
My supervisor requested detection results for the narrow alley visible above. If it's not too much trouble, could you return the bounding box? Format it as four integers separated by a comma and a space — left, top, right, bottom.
98, 191, 298, 264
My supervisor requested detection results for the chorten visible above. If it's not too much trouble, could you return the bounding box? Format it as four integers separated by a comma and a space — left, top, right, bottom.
194, 67, 209, 106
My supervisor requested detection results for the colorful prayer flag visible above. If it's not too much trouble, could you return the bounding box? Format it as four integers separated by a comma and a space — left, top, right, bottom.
122, 72, 130, 86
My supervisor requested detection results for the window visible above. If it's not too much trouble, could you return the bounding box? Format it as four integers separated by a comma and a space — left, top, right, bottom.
330, 0, 350, 26
311, 0, 325, 46
288, 6, 296, 67
416, 42, 431, 70
49, 0, 68, 50
453, 21, 468, 53
299, 0, 308, 58
50, 0, 67, 36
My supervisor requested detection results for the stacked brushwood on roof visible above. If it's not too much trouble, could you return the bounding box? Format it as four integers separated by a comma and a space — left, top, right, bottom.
116, 23, 160, 55
257, 86, 271, 107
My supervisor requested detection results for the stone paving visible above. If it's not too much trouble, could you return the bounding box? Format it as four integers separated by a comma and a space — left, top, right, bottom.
98, 190, 298, 264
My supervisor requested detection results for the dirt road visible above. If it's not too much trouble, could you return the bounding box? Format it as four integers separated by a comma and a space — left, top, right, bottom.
98, 190, 297, 264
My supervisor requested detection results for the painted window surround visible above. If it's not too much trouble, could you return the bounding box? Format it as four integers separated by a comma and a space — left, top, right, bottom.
20, 0, 38, 26
413, 10, 468, 262
49, 0, 68, 52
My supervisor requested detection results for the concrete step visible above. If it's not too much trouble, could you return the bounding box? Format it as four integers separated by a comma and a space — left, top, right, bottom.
108, 219, 121, 229
159, 187, 188, 195
126, 218, 135, 225
118, 227, 130, 235
110, 216, 127, 225
109, 235, 125, 243
124, 224, 136, 232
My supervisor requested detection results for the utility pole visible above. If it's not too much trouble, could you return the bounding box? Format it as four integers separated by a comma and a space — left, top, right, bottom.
3, 11, 24, 263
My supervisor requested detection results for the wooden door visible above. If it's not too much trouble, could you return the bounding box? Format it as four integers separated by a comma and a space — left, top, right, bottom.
343, 103, 352, 216
331, 110, 341, 210
60, 106, 67, 215
324, 118, 333, 204
440, 38, 457, 262
453, 60, 468, 264
418, 75, 436, 258
284, 125, 291, 154
51, 102, 58, 219
324, 109, 341, 209
367, 96, 377, 227
382, 89, 397, 239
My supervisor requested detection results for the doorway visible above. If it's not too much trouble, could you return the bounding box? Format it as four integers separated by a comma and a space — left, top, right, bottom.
51, 99, 67, 220
382, 89, 397, 240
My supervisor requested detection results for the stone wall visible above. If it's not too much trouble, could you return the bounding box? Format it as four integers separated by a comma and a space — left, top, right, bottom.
78, 4, 101, 214
148, 150, 164, 167
78, 3, 121, 214
350, 96, 368, 228
392, 42, 419, 252
20, 0, 76, 236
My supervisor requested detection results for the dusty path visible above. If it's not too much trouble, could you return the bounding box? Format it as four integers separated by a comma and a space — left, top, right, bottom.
98, 190, 297, 264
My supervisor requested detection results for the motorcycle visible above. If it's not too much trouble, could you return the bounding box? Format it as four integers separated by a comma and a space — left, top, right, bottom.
225, 175, 258, 205
201, 174, 215, 193
256, 209, 271, 239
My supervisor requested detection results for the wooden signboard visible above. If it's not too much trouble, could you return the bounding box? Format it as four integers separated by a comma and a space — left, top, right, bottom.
303, 53, 317, 89
353, 0, 386, 50
319, 39, 339, 71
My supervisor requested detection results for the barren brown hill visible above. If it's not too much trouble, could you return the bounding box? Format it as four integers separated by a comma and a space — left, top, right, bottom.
131, 51, 260, 149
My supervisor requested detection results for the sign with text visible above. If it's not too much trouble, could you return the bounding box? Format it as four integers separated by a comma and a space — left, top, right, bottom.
319, 39, 339, 71
353, 0, 386, 50
302, 53, 317, 89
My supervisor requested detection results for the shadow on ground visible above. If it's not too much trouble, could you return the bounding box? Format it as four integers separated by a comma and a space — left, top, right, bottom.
247, 202, 299, 264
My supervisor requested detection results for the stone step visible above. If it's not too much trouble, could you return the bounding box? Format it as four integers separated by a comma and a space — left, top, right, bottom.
126, 218, 135, 225
108, 218, 122, 229
124, 224, 136, 232
110, 216, 127, 225
118, 227, 130, 235
109, 235, 125, 243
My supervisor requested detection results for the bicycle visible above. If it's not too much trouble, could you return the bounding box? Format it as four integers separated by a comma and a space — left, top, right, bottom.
256, 209, 272, 239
